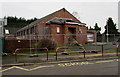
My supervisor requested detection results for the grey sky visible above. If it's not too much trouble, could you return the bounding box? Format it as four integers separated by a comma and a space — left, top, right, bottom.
1, 2, 118, 33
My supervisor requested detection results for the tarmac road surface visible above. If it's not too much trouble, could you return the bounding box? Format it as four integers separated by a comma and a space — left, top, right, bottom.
2, 58, 119, 75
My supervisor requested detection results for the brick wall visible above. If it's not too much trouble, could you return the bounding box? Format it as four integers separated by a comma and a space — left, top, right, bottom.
76, 26, 87, 44
4, 39, 36, 53
35, 8, 88, 45
48, 24, 88, 45
50, 24, 64, 45
37, 8, 81, 35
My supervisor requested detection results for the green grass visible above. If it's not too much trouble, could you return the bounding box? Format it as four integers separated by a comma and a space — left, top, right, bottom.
104, 48, 117, 53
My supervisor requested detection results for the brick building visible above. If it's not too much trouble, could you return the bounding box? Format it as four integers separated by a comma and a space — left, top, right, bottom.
16, 8, 96, 45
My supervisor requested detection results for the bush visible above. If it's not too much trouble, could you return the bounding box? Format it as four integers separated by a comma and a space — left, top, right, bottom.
3, 49, 12, 53
35, 38, 57, 50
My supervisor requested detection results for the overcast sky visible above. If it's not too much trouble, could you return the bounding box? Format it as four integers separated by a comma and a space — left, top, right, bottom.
0, 2, 118, 33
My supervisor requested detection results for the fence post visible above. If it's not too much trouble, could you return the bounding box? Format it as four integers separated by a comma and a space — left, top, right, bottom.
56, 51, 57, 60
14, 49, 19, 63
83, 47, 86, 58
101, 45, 104, 56
116, 44, 119, 56
46, 48, 48, 61
84, 50, 86, 58
56, 48, 59, 61
15, 53, 17, 63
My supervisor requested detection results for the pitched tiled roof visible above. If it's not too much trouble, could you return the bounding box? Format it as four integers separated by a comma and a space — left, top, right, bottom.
46, 17, 86, 26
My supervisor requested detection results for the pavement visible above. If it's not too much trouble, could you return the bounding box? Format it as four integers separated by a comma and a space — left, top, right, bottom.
1, 52, 119, 76
2, 43, 119, 76
2, 52, 119, 67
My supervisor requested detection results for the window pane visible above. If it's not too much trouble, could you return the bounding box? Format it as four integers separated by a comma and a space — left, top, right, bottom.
57, 27, 60, 33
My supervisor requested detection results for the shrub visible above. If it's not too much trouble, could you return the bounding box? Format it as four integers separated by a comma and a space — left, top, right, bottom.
3, 49, 12, 53
35, 38, 57, 50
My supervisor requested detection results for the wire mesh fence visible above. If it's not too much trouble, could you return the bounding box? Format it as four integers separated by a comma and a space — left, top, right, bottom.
2, 34, 120, 64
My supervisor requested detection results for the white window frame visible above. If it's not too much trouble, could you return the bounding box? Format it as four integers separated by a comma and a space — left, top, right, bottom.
57, 27, 60, 33
78, 27, 82, 34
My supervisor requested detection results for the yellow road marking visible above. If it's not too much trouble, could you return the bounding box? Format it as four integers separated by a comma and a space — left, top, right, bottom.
96, 60, 115, 63
14, 66, 30, 71
0, 66, 16, 72
58, 62, 94, 67
0, 65, 54, 72
29, 65, 54, 71
58, 59, 119, 67
0, 59, 118, 73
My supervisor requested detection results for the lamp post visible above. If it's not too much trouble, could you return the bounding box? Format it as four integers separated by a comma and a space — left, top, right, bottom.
29, 27, 32, 56
116, 44, 119, 56
106, 33, 109, 44
106, 20, 109, 43
116, 38, 120, 56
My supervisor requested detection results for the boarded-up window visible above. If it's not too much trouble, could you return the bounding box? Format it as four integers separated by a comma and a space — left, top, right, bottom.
87, 33, 94, 42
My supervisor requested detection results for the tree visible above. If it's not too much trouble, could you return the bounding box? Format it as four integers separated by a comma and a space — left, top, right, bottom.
4, 16, 38, 35
89, 26, 94, 30
89, 23, 101, 34
94, 23, 101, 34
5, 16, 38, 28
94, 23, 101, 31
104, 17, 119, 34
88, 23, 102, 42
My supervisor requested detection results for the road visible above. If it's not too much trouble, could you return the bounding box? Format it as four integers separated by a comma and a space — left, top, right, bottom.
2, 58, 119, 75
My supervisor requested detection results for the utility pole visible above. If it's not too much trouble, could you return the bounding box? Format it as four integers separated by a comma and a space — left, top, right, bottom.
106, 19, 109, 43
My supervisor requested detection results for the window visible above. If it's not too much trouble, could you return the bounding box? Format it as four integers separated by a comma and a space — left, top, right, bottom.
23, 30, 25, 35
5, 29, 9, 34
57, 27, 60, 33
78, 27, 82, 34
27, 29, 29, 35
87, 33, 94, 42
30, 27, 34, 34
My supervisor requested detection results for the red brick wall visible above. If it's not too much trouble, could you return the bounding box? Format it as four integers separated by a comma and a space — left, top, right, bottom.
34, 8, 87, 45
48, 24, 88, 45
5, 39, 36, 53
76, 26, 87, 44
50, 24, 64, 45
36, 8, 81, 35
